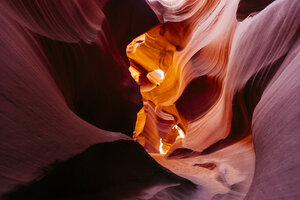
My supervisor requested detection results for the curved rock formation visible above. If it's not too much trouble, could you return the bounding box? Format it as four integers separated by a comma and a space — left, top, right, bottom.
128, 0, 300, 199
0, 0, 299, 199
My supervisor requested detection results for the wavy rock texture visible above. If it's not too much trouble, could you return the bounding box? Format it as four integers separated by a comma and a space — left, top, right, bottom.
128, 0, 300, 199
0, 0, 299, 200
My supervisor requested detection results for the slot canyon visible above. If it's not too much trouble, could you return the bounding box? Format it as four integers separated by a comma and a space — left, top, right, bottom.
0, 0, 299, 199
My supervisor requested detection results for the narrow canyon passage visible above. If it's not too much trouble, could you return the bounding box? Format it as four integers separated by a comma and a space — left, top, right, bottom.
0, 0, 299, 200
127, 0, 299, 199
125, 0, 255, 198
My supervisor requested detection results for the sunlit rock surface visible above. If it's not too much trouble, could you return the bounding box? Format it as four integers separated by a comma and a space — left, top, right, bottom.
128, 0, 300, 199
0, 0, 299, 199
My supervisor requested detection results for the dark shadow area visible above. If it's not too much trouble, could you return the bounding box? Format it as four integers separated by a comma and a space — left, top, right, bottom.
237, 0, 275, 21
35, 0, 160, 136
3, 140, 196, 200
176, 76, 221, 122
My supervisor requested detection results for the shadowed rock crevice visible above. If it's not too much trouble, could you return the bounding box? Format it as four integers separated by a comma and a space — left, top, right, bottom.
3, 140, 197, 200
